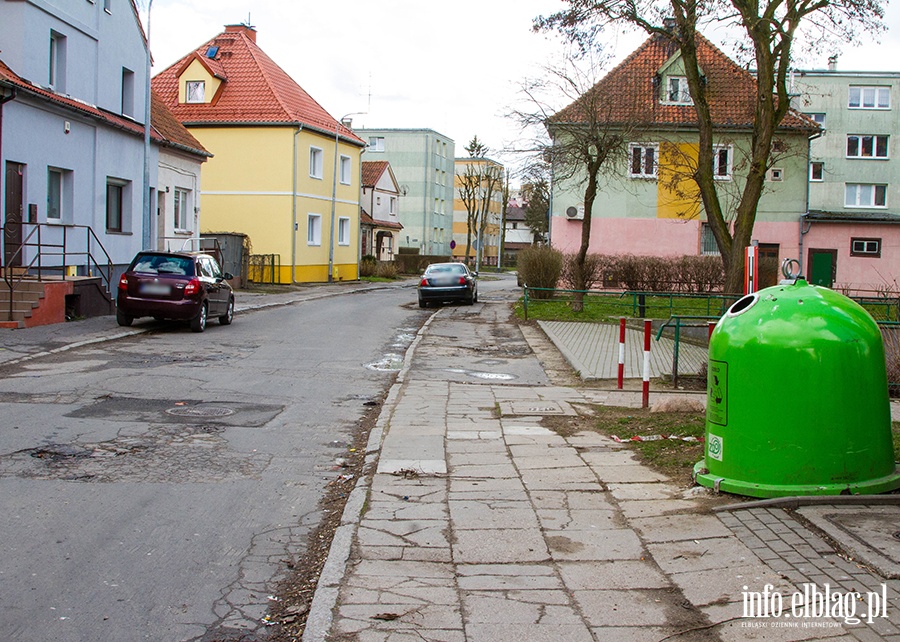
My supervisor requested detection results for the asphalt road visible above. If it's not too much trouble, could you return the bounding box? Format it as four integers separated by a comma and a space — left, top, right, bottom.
0, 283, 432, 641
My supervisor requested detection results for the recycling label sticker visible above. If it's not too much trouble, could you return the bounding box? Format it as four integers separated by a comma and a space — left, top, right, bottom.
707, 360, 727, 426
707, 433, 724, 461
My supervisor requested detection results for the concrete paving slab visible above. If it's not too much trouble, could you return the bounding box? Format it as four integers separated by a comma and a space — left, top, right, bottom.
453, 528, 550, 564
557, 560, 672, 590
649, 536, 759, 574
456, 563, 562, 591
630, 513, 734, 543
546, 528, 646, 561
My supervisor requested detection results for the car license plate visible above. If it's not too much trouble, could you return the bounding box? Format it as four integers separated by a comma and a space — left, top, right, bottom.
140, 283, 171, 296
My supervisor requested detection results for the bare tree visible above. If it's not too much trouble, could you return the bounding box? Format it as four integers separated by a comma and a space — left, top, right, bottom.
513, 55, 643, 310
535, 0, 884, 293
457, 136, 503, 267
519, 177, 550, 244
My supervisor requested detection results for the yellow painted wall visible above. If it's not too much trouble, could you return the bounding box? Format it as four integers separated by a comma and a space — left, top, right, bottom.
189, 125, 361, 283
177, 59, 224, 103
658, 142, 703, 220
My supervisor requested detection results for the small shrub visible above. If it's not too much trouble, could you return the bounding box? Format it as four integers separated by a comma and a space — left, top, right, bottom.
518, 246, 563, 298
360, 255, 377, 277
376, 262, 398, 279
883, 327, 900, 398
561, 253, 604, 291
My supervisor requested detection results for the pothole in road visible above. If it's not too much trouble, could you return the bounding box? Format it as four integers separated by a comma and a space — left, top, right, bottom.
166, 406, 236, 418
365, 354, 404, 372
447, 368, 516, 381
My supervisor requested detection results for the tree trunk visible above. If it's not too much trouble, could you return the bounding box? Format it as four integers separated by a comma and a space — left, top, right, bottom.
572, 170, 599, 312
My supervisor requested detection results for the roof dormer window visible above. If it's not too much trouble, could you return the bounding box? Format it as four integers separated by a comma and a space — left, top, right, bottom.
666, 76, 692, 105
186, 80, 205, 103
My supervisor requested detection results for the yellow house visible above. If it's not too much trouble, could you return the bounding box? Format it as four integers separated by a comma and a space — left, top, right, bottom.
453, 157, 504, 266
152, 24, 366, 283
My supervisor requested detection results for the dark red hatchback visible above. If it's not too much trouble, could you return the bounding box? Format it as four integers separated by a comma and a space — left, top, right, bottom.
116, 251, 234, 332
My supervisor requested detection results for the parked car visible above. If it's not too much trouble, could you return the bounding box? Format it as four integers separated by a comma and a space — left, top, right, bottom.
116, 251, 234, 332
418, 262, 478, 307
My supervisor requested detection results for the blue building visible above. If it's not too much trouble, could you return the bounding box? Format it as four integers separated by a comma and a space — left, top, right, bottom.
0, 0, 207, 326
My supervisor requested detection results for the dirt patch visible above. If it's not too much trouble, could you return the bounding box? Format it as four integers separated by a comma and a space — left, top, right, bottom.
265, 399, 382, 641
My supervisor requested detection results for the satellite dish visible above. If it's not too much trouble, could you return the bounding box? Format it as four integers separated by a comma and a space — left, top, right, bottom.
400, 185, 409, 196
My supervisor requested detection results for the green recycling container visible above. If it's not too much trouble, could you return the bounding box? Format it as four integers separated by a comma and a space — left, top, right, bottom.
694, 278, 900, 498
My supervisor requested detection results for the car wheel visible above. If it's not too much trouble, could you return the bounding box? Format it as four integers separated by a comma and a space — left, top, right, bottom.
219, 297, 234, 325
116, 309, 133, 327
418, 298, 427, 308
191, 302, 208, 333
473, 290, 478, 303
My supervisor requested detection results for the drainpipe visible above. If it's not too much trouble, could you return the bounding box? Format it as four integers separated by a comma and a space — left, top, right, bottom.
292, 124, 303, 284
142, 0, 153, 251
800, 130, 824, 274
422, 138, 429, 255
357, 146, 364, 278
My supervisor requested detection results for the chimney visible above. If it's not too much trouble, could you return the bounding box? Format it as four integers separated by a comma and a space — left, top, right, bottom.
828, 55, 838, 71
225, 24, 257, 43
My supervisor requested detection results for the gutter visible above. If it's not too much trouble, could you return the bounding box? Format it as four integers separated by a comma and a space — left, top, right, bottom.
799, 129, 825, 274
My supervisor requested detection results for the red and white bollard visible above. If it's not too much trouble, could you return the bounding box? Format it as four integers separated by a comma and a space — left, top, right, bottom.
642, 319, 651, 408
617, 317, 626, 390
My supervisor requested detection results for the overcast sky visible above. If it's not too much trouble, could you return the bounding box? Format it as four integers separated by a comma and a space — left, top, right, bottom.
143, 0, 900, 174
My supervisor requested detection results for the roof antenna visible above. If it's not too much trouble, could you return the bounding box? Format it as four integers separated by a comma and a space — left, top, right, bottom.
242, 12, 254, 29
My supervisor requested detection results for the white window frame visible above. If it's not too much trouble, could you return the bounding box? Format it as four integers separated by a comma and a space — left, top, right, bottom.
338, 217, 350, 246
846, 135, 889, 159
368, 137, 385, 152
49, 31, 66, 91
665, 76, 692, 105
390, 197, 396, 214
713, 145, 733, 180
845, 183, 887, 208
768, 167, 784, 182
307, 214, 322, 245
309, 147, 324, 180
173, 188, 190, 231
809, 161, 824, 182
185, 80, 205, 103
851, 238, 881, 257
628, 143, 658, 178
849, 86, 891, 110
339, 155, 351, 185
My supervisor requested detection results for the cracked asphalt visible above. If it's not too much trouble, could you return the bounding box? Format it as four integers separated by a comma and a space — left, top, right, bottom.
0, 282, 429, 641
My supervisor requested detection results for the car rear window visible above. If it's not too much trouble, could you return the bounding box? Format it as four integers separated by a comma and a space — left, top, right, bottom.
131, 254, 195, 276
426, 264, 466, 276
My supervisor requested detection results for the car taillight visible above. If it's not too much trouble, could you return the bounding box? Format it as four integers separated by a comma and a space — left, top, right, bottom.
118, 275, 128, 291
459, 277, 467, 285
184, 278, 202, 296
420, 278, 429, 287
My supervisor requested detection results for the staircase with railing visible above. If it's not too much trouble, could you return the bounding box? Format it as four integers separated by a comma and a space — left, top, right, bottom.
1, 222, 115, 328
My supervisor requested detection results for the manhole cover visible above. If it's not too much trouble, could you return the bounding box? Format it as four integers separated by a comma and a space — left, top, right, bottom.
166, 406, 235, 418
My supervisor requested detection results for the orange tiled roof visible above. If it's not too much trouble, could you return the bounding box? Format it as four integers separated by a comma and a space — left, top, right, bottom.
152, 25, 364, 146
554, 32, 817, 132
151, 90, 210, 158
362, 160, 390, 188
0, 58, 204, 154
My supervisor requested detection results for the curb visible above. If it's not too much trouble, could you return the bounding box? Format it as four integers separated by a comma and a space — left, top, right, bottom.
301, 307, 441, 642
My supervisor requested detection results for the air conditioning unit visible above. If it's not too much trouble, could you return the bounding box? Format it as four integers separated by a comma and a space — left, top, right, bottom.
565, 205, 584, 220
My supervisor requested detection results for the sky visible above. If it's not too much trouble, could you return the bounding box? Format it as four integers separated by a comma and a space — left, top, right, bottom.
142, 0, 900, 177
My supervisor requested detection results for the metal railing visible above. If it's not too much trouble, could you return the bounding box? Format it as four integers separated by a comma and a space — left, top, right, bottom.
248, 254, 280, 284
2, 221, 114, 321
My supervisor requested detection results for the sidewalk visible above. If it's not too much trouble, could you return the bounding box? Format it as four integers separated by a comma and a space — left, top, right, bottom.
304, 302, 900, 642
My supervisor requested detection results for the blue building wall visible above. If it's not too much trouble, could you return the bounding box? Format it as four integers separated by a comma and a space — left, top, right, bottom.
0, 0, 155, 272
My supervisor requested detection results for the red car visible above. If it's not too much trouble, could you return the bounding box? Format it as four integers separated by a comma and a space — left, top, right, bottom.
116, 251, 234, 332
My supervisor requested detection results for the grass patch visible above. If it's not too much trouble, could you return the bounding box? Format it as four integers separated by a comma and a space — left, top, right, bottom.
894, 422, 900, 463
517, 293, 736, 323
360, 276, 399, 283
547, 406, 706, 485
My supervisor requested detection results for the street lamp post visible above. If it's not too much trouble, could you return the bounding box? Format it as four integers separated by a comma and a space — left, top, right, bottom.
328, 111, 365, 282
